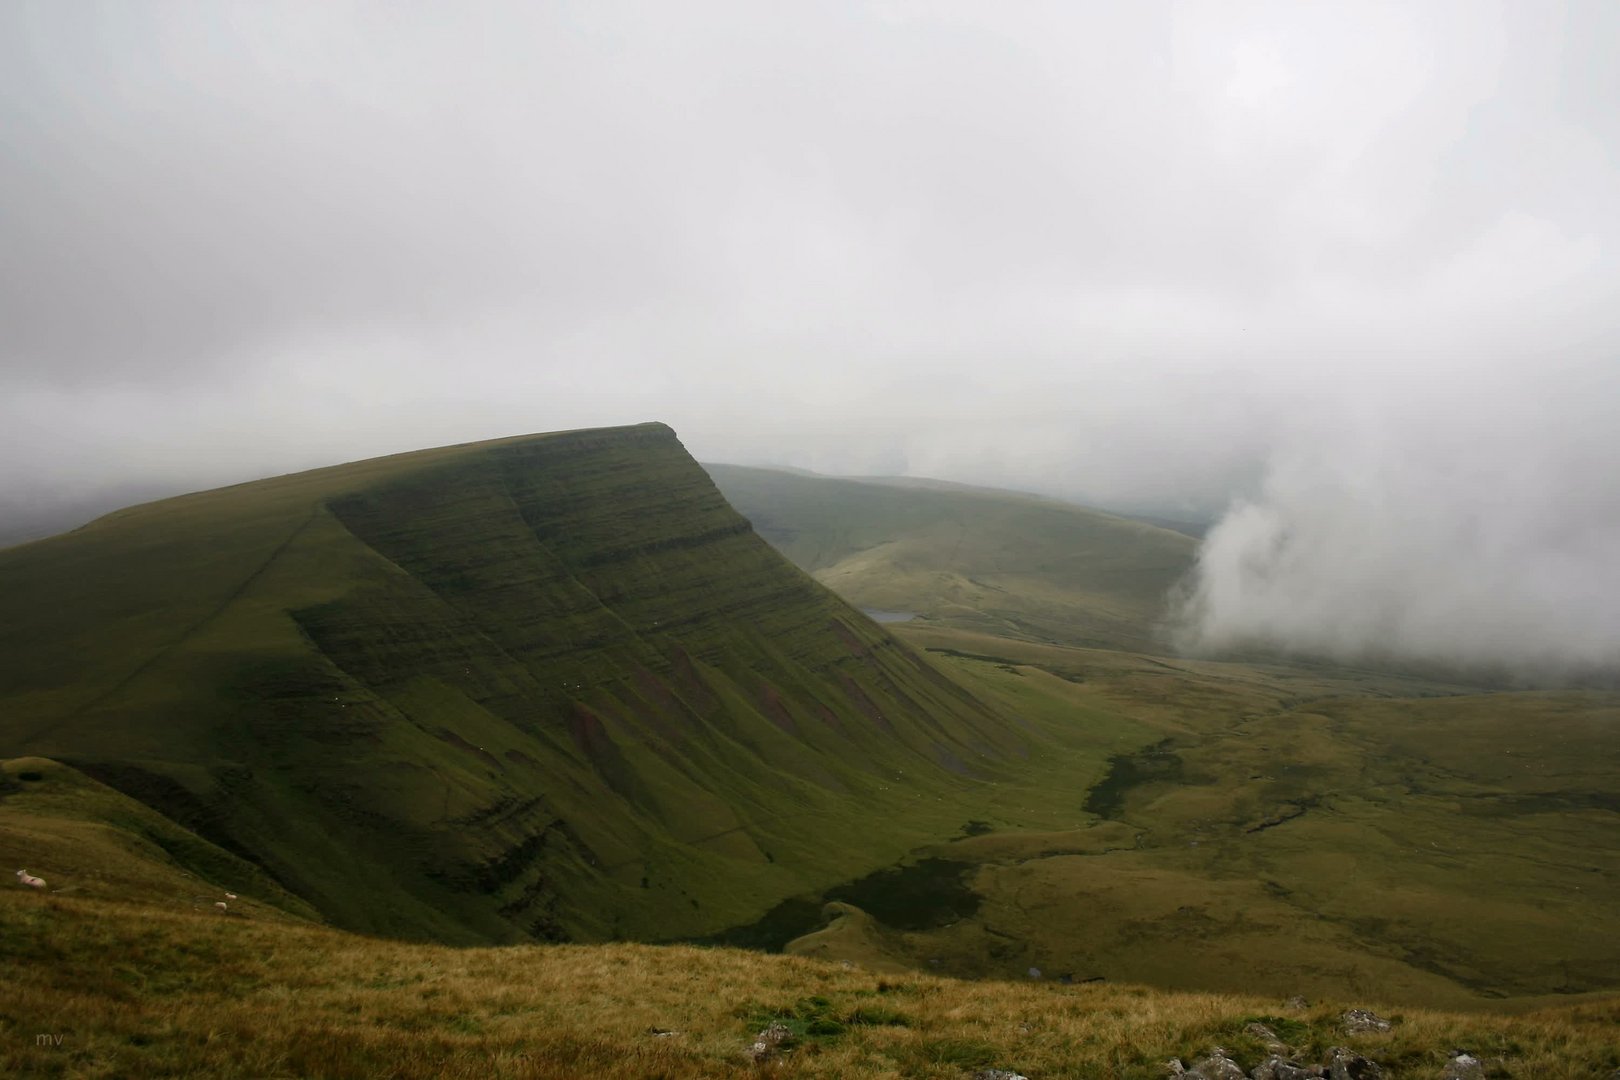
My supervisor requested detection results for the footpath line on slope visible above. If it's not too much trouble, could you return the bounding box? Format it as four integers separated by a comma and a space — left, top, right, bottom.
37, 509, 325, 742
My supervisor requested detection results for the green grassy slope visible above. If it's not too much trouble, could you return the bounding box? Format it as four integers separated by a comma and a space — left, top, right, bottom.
0, 424, 1026, 945
0, 756, 317, 922
704, 464, 1197, 652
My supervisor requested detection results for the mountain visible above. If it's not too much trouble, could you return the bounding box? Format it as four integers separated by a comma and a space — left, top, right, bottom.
704, 464, 1198, 652
0, 423, 1024, 944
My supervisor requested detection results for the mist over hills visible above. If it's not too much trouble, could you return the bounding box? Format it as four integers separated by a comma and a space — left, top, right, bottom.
3, 3, 1619, 1072
1171, 372, 1620, 682
3, 422, 1618, 1080
707, 464, 1196, 655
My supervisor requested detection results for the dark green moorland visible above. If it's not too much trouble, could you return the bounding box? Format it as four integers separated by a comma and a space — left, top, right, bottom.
2, 425, 1618, 1077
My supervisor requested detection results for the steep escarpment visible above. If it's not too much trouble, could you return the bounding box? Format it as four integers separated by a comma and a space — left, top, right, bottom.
0, 424, 1023, 943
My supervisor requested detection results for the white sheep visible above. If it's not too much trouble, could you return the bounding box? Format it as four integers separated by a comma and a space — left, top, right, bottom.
15, 869, 45, 889
215, 901, 228, 911
224, 892, 237, 900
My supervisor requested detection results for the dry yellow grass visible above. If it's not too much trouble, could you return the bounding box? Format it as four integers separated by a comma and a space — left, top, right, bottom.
3, 890, 1616, 1079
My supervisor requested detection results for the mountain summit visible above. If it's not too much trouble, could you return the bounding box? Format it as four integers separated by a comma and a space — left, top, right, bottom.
0, 423, 1020, 942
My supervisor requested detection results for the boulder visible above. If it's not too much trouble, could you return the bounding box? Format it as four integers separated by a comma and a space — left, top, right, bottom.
1339, 1009, 1393, 1035
744, 1021, 793, 1063
1440, 1051, 1485, 1080
1326, 1046, 1384, 1079
1251, 1057, 1324, 1080
1185, 1048, 1247, 1080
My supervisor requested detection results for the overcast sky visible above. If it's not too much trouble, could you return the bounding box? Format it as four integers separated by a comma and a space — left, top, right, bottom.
3, 1, 1617, 668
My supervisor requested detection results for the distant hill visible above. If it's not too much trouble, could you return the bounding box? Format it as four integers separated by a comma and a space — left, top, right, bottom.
0, 483, 186, 549
0, 423, 1025, 944
705, 464, 1198, 653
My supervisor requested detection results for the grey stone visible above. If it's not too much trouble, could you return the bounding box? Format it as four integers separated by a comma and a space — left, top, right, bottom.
1250, 1057, 1324, 1080
1326, 1046, 1384, 1080
1339, 1009, 1394, 1035
744, 1021, 793, 1063
1440, 1052, 1485, 1080
1186, 1048, 1247, 1080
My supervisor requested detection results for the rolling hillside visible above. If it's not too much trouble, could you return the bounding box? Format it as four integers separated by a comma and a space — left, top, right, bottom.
0, 423, 1026, 944
705, 464, 1197, 653
4, 764, 1616, 1079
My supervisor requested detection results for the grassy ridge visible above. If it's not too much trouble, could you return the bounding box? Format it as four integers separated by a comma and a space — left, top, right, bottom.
705, 464, 1197, 652
3, 886, 1616, 1079
0, 424, 1026, 944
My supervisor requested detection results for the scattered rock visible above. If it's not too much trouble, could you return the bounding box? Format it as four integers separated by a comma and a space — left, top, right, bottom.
1244, 1023, 1288, 1052
1440, 1051, 1485, 1080
1339, 1009, 1393, 1035
1326, 1046, 1384, 1079
971, 1071, 1030, 1080
1056, 973, 1074, 985
744, 1021, 793, 1063
645, 1026, 678, 1039
1283, 996, 1311, 1012
1251, 1056, 1324, 1079
1027, 967, 1042, 979
1164, 1060, 1187, 1077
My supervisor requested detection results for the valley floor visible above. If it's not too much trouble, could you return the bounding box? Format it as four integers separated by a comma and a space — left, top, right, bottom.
725, 629, 1620, 1013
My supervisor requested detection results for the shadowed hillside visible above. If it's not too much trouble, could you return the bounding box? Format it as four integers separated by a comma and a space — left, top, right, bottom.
705, 464, 1197, 653
0, 424, 1024, 944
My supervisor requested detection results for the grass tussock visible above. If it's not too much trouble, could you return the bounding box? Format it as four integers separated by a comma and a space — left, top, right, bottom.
3, 891, 1616, 1079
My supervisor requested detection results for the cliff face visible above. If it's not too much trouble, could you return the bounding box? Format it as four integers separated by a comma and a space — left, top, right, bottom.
0, 424, 1022, 942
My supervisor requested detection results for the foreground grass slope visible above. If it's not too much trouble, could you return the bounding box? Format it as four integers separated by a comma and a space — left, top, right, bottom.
5, 887, 1616, 1079
0, 424, 1024, 944
705, 464, 1196, 652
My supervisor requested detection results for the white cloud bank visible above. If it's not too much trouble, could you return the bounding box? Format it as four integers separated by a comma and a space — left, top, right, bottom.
1172, 354, 1620, 675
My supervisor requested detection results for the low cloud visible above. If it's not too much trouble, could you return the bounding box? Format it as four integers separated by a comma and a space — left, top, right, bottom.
1170, 358, 1620, 678
2, 2, 1618, 678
